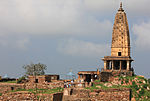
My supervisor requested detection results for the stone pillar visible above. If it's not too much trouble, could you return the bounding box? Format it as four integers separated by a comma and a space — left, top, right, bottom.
106, 61, 108, 69
83, 74, 86, 80
78, 74, 80, 79
104, 61, 107, 70
91, 74, 93, 82
110, 61, 112, 69
112, 60, 114, 70
120, 61, 122, 70
127, 61, 130, 70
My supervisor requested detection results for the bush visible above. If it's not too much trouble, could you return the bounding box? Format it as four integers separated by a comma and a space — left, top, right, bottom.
125, 79, 129, 83
148, 79, 150, 84
132, 81, 139, 90
17, 76, 26, 83
139, 88, 145, 96
134, 85, 139, 90
138, 81, 142, 84
95, 80, 101, 82
119, 76, 123, 80
121, 81, 124, 84
143, 84, 148, 89
145, 90, 150, 98
132, 81, 136, 85
138, 76, 145, 80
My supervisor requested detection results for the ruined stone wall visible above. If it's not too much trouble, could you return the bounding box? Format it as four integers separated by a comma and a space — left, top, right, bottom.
0, 81, 64, 94
28, 75, 60, 84
100, 71, 133, 82
100, 72, 112, 82
0, 91, 63, 101
0, 83, 24, 93
63, 88, 131, 101
28, 76, 46, 83
25, 81, 64, 89
0, 92, 38, 101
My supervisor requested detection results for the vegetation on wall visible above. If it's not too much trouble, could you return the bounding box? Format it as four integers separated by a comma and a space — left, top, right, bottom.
11, 87, 63, 94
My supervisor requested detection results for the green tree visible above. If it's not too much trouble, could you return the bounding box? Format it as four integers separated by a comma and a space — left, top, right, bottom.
23, 63, 47, 76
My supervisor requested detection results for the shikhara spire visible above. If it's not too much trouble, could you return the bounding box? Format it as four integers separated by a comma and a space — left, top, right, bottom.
102, 3, 133, 74
111, 2, 130, 56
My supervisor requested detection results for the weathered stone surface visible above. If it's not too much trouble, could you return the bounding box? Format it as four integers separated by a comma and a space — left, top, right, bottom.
110, 3, 130, 57
104, 83, 112, 87
0, 81, 64, 96
0, 91, 63, 101
0, 83, 24, 93
63, 88, 131, 101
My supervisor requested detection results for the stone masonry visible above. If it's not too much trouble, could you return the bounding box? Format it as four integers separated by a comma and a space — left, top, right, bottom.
63, 88, 131, 101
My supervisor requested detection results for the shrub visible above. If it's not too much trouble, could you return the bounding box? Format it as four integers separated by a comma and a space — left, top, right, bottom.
138, 81, 142, 84
132, 81, 136, 85
145, 90, 150, 98
143, 84, 148, 89
133, 73, 137, 76
17, 76, 26, 83
139, 88, 145, 96
132, 81, 139, 90
148, 79, 150, 84
138, 76, 145, 80
121, 81, 124, 84
125, 79, 129, 83
119, 76, 123, 80
134, 85, 139, 90
95, 80, 101, 82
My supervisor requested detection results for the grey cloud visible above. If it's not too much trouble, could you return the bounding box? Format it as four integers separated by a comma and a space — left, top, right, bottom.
132, 20, 150, 50
0, 0, 115, 37
57, 39, 110, 57
0, 35, 29, 50
0, 0, 148, 37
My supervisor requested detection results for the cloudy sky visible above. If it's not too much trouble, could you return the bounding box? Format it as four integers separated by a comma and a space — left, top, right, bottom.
0, 0, 150, 78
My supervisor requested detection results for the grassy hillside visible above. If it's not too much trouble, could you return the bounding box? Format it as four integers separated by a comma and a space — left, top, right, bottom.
86, 76, 150, 101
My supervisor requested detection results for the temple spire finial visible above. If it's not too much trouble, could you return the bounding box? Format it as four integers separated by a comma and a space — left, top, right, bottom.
118, 2, 124, 11
120, 2, 122, 8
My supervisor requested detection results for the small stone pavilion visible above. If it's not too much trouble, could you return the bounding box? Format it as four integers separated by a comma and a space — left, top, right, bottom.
78, 69, 100, 82
101, 3, 134, 78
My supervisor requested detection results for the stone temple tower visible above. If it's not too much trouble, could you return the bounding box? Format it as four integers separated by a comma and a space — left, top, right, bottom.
111, 2, 130, 57
101, 3, 134, 78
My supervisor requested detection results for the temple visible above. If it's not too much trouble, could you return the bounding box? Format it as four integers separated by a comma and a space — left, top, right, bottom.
101, 2, 134, 78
